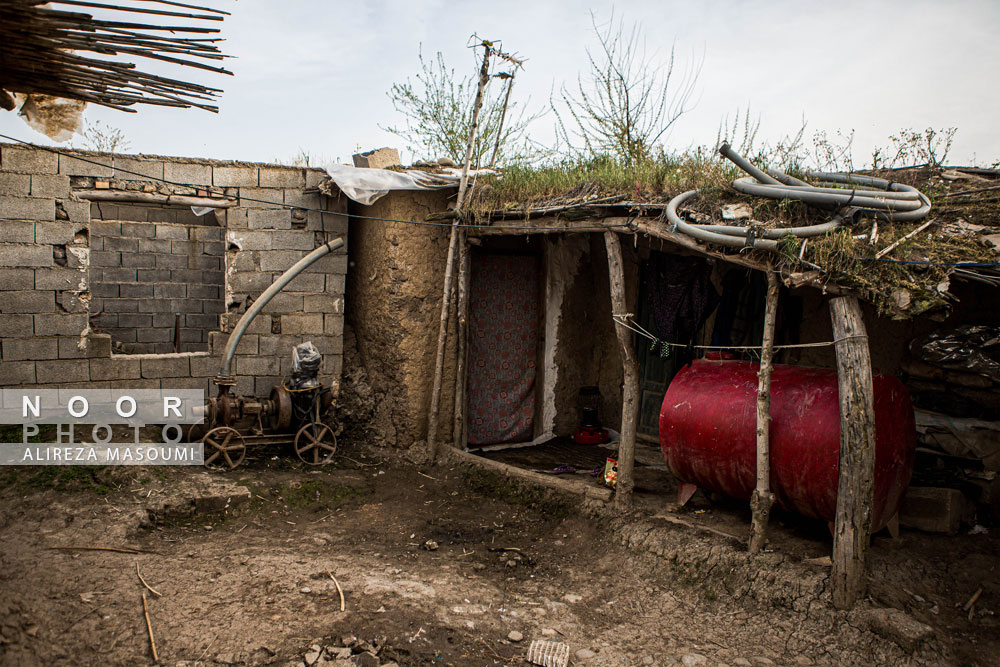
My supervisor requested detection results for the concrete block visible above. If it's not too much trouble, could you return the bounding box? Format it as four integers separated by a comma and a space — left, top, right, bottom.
34, 313, 87, 336
155, 224, 189, 240
862, 608, 934, 652
61, 200, 90, 223
137, 327, 171, 343
58, 334, 110, 359
899, 487, 967, 535
305, 169, 326, 189
326, 274, 346, 294
35, 221, 85, 245
59, 154, 113, 177
323, 314, 344, 336
120, 283, 154, 298
30, 174, 70, 198
141, 355, 190, 378
3, 337, 57, 361
164, 161, 212, 186
154, 253, 187, 269
282, 190, 321, 209
35, 359, 89, 383
90, 251, 121, 268
236, 355, 278, 376
90, 220, 121, 236
0, 173, 31, 196
118, 313, 154, 328
235, 187, 282, 209
90, 357, 140, 381
153, 284, 186, 299
121, 221, 155, 238
213, 166, 258, 188
304, 253, 348, 274
305, 294, 343, 314
104, 236, 138, 252
0, 314, 32, 337
1, 290, 54, 313
139, 238, 171, 253
0, 268, 34, 290
169, 239, 199, 254
1, 147, 58, 174
281, 313, 322, 335
35, 268, 84, 290
352, 147, 400, 170
0, 221, 34, 243
268, 230, 316, 251
259, 168, 304, 188
114, 158, 164, 180
0, 360, 35, 385
284, 272, 325, 292
187, 284, 221, 299
0, 196, 54, 220
248, 208, 292, 229
122, 254, 156, 268
259, 292, 302, 314
56, 290, 89, 313
135, 268, 168, 282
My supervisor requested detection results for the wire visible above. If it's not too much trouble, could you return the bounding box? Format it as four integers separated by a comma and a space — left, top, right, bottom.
861, 257, 1000, 268
0, 133, 630, 233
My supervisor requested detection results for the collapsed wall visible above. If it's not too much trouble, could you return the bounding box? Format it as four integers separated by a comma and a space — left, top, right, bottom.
0, 144, 348, 397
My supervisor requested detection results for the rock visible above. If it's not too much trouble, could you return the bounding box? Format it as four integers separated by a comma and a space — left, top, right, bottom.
353, 147, 401, 170
681, 655, 707, 666
507, 630, 523, 642
437, 157, 457, 167
340, 635, 357, 648
473, 563, 486, 571
423, 540, 439, 551
575, 648, 596, 660
732, 660, 752, 667
304, 645, 322, 666
563, 594, 583, 603
793, 657, 814, 665
541, 628, 556, 637
353, 651, 379, 667
643, 656, 654, 665
299, 587, 312, 594
721, 203, 752, 221
506, 559, 518, 568
202, 524, 213, 531
751, 659, 774, 665
862, 607, 934, 652
327, 647, 352, 659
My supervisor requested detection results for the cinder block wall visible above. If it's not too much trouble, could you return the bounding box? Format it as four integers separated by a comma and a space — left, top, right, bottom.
0, 143, 348, 397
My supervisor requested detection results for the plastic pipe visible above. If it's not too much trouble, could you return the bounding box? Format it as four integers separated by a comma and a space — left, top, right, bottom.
218, 237, 344, 379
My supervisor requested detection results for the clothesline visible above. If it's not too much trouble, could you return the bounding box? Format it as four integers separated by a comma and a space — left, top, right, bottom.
612, 313, 867, 356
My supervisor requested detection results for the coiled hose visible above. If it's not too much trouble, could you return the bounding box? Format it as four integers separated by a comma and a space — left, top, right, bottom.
663, 143, 931, 252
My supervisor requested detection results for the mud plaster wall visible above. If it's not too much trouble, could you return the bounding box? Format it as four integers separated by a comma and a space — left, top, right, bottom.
346, 189, 457, 448
0, 144, 347, 396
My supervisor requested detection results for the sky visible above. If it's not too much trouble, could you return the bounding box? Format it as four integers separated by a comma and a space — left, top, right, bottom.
3, 0, 999, 168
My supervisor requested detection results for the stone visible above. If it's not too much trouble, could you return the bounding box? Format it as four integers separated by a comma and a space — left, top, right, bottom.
304, 645, 322, 666
437, 156, 457, 167
541, 628, 556, 637
352, 147, 400, 170
562, 594, 583, 603
721, 203, 753, 220
507, 630, 523, 642
681, 655, 707, 666
793, 657, 814, 665
300, 587, 311, 594
642, 657, 654, 665
862, 607, 934, 652
575, 649, 595, 660
732, 660, 752, 667
751, 659, 774, 665
353, 652, 378, 667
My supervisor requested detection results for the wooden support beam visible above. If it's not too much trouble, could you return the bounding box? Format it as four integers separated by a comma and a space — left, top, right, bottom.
452, 233, 471, 450
748, 268, 779, 553
829, 295, 877, 609
604, 231, 639, 511
75, 189, 236, 208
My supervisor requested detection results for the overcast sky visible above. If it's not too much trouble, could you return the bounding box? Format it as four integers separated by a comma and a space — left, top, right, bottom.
3, 0, 999, 168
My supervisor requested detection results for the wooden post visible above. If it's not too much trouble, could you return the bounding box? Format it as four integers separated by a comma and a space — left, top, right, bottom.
452, 234, 471, 449
604, 231, 639, 510
829, 295, 877, 609
427, 44, 492, 460
748, 269, 779, 553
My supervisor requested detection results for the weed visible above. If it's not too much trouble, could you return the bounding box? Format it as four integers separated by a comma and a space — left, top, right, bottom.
465, 469, 572, 518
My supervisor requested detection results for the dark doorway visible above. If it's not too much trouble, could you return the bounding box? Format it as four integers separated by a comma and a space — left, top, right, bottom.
466, 250, 541, 447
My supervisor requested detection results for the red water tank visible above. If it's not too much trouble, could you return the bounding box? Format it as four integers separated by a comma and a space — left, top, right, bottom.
659, 359, 915, 531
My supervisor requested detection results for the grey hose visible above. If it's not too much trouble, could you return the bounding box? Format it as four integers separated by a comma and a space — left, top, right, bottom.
218, 237, 344, 378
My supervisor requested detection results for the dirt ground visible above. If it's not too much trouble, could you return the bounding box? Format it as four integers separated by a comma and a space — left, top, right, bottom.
0, 445, 996, 667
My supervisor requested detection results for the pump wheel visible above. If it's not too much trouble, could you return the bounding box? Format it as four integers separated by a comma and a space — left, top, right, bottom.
202, 426, 246, 470
294, 422, 337, 465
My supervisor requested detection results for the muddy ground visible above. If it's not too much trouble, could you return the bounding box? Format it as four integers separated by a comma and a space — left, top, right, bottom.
0, 446, 996, 667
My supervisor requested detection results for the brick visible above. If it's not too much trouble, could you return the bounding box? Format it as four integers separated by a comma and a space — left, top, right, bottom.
260, 292, 302, 314
1, 147, 58, 174
254, 376, 282, 397
155, 224, 188, 240
64, 246, 89, 270
281, 313, 322, 334
121, 221, 155, 238
305, 169, 326, 189
56, 291, 88, 313
201, 240, 224, 255
310, 336, 343, 356
185, 313, 218, 329
304, 294, 343, 314
224, 208, 248, 229
283, 190, 321, 209
90, 220, 121, 236
188, 354, 216, 378
59, 154, 113, 177
326, 274, 346, 293
170, 269, 202, 283
899, 487, 967, 535
61, 200, 90, 223
117, 313, 154, 328
0, 360, 35, 385
170, 239, 198, 254
190, 225, 223, 241
3, 337, 57, 361
35, 268, 83, 291
154, 284, 186, 299
137, 328, 171, 343
227, 250, 256, 272
138, 238, 171, 253
120, 283, 154, 298
0, 173, 31, 196
248, 209, 292, 229
0, 196, 54, 221
115, 158, 164, 180
202, 299, 225, 315
140, 355, 190, 378
122, 253, 156, 268
0, 291, 53, 313
270, 231, 316, 251
144, 208, 175, 223
191, 255, 222, 270
227, 230, 273, 251
304, 254, 348, 274
136, 268, 170, 282
187, 284, 221, 299
323, 314, 344, 336
0, 268, 34, 290
259, 167, 305, 188
30, 174, 70, 198
35, 221, 85, 245
33, 313, 86, 336
236, 355, 278, 376
105, 299, 139, 313
230, 272, 273, 293
89, 357, 139, 381
154, 253, 187, 269
236, 188, 283, 208
163, 161, 212, 186
90, 282, 118, 298
0, 221, 34, 243
213, 166, 258, 187
90, 251, 121, 268
104, 236, 138, 252
34, 358, 89, 383
58, 335, 110, 359
259, 250, 306, 272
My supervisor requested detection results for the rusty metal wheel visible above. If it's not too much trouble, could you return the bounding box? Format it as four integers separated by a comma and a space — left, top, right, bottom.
202, 426, 246, 470
268, 386, 293, 431
294, 422, 337, 465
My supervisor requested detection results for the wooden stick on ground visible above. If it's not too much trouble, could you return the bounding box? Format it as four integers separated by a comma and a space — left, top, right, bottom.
327, 570, 345, 612
141, 592, 158, 663
604, 231, 639, 511
829, 295, 877, 610
427, 42, 493, 460
49, 546, 145, 554
748, 268, 780, 554
874, 219, 935, 259
135, 562, 162, 597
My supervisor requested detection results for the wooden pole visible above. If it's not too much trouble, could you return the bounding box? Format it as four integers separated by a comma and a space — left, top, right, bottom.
427, 43, 492, 460
829, 295, 877, 609
748, 268, 779, 553
452, 233, 471, 449
604, 231, 639, 510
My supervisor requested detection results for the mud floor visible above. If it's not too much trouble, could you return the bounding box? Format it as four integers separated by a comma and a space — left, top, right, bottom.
0, 449, 996, 666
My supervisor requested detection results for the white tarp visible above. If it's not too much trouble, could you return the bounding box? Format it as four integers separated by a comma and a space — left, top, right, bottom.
323, 163, 495, 205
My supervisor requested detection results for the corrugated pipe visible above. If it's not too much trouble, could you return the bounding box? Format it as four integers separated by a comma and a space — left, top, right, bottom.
218, 237, 344, 379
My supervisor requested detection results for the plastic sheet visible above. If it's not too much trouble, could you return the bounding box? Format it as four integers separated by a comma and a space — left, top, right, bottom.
910, 325, 1000, 382
287, 341, 321, 390
322, 163, 495, 205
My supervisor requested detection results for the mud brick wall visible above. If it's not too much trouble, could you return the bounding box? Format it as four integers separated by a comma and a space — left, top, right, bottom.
0, 143, 348, 398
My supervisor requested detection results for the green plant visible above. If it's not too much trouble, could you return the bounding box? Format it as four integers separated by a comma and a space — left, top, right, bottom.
872, 127, 957, 169
79, 119, 130, 153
